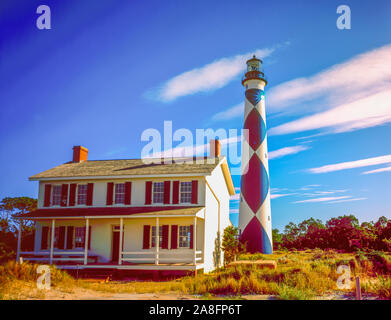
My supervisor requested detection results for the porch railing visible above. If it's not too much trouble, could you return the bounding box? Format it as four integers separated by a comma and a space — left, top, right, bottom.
121, 250, 202, 265
19, 251, 85, 262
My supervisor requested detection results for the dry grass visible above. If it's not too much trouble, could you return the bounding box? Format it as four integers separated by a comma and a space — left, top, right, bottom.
0, 260, 76, 299
1, 250, 390, 300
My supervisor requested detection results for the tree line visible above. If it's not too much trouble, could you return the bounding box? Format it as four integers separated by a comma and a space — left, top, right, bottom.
222, 214, 390, 264
273, 214, 391, 252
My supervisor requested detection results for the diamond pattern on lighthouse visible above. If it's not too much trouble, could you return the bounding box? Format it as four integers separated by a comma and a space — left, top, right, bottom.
245, 88, 264, 106
244, 109, 263, 150
241, 154, 269, 213
240, 216, 264, 253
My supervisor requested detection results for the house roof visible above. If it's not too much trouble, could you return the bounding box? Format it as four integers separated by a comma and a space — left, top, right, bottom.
16, 206, 204, 219
29, 155, 236, 196
29, 157, 222, 180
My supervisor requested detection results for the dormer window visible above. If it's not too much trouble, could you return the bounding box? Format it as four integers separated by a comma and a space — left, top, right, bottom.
115, 183, 125, 204
51, 185, 62, 206
153, 182, 164, 203
77, 184, 88, 205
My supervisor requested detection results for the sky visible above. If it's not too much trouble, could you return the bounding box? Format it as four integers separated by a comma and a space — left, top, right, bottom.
1, 0, 390, 231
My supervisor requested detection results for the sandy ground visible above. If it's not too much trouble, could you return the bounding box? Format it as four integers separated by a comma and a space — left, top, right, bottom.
34, 288, 380, 300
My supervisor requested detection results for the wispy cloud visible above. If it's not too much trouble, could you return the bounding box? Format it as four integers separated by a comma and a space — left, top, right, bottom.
308, 154, 391, 174
299, 184, 321, 191
152, 48, 275, 102
267, 44, 391, 136
230, 193, 240, 201
293, 196, 350, 203
304, 190, 347, 196
326, 197, 367, 204
269, 145, 310, 159
268, 43, 391, 111
211, 103, 243, 122
269, 88, 391, 135
271, 193, 295, 199
362, 165, 391, 175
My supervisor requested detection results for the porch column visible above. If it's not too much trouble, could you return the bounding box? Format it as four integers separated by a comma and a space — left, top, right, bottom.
193, 216, 197, 265
84, 218, 89, 265
155, 217, 159, 265
119, 218, 123, 265
16, 220, 21, 263
49, 219, 55, 264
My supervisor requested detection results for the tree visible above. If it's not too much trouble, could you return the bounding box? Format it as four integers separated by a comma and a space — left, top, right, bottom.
0, 197, 37, 230
325, 215, 360, 251
0, 197, 37, 261
222, 226, 245, 265
272, 228, 282, 250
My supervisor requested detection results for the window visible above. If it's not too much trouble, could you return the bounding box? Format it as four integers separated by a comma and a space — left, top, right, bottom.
151, 226, 162, 248
75, 227, 85, 248
179, 226, 191, 248
51, 185, 62, 206
153, 182, 164, 204
77, 184, 88, 205
180, 182, 192, 203
115, 183, 125, 204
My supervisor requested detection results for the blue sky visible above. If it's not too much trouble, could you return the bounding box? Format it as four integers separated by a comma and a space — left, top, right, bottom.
1, 0, 390, 231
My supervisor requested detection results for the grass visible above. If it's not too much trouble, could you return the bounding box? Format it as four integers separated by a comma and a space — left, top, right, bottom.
1, 249, 390, 300
0, 260, 76, 299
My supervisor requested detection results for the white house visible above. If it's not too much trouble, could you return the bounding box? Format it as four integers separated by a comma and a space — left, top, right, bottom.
16, 140, 235, 275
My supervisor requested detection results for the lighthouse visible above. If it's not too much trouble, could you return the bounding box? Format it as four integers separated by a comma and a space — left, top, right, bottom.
239, 55, 273, 254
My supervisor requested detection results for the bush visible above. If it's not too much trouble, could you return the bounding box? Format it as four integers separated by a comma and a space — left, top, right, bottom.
0, 260, 75, 287
369, 275, 391, 300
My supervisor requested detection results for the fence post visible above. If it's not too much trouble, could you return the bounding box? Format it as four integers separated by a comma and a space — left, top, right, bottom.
355, 276, 362, 300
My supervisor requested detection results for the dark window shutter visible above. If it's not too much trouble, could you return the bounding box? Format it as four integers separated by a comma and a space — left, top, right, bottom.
143, 225, 151, 249
162, 225, 169, 249
170, 225, 178, 249
191, 180, 198, 204
58, 226, 66, 249
87, 183, 94, 206
172, 181, 179, 204
60, 184, 68, 207
41, 226, 49, 249
163, 181, 171, 204
66, 226, 74, 249
190, 225, 194, 249
145, 181, 152, 205
88, 226, 92, 250
106, 182, 114, 205
44, 185, 51, 207
69, 184, 77, 206
125, 182, 132, 205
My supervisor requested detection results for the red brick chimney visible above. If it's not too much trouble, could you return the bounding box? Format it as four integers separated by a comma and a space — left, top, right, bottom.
73, 146, 88, 162
209, 139, 221, 157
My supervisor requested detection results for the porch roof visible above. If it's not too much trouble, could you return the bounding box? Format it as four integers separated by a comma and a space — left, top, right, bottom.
16, 206, 204, 219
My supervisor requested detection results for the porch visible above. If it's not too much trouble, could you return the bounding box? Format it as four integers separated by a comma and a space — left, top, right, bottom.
16, 207, 205, 271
